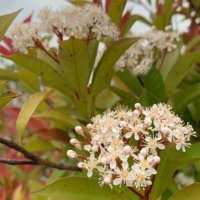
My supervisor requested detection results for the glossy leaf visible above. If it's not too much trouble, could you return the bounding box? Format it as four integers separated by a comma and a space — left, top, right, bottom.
0, 10, 20, 40
115, 69, 143, 96
33, 177, 123, 200
59, 39, 91, 98
160, 49, 179, 81
169, 183, 200, 200
150, 146, 180, 200
178, 143, 200, 166
174, 83, 200, 113
107, 0, 126, 26
121, 15, 151, 36
142, 67, 166, 102
6, 54, 74, 96
91, 38, 137, 96
165, 51, 200, 94
16, 89, 52, 141
0, 91, 17, 109
33, 109, 82, 128
25, 138, 56, 152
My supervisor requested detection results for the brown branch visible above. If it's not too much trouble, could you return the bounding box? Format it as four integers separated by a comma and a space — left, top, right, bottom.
0, 158, 36, 165
0, 137, 80, 171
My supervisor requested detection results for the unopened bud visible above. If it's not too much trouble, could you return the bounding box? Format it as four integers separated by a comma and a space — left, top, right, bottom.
161, 127, 170, 134
104, 176, 112, 184
133, 110, 140, 117
78, 162, 86, 168
144, 117, 152, 127
154, 156, 160, 164
67, 150, 77, 159
101, 157, 109, 165
86, 123, 93, 131
123, 145, 132, 155
92, 145, 99, 152
140, 148, 148, 155
120, 121, 128, 128
135, 103, 142, 110
75, 126, 84, 136
70, 139, 81, 150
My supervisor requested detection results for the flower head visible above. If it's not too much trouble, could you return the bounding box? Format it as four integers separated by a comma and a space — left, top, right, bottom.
116, 26, 179, 75
9, 4, 119, 53
67, 103, 195, 189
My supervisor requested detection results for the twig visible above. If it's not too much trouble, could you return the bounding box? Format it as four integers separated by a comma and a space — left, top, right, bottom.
0, 137, 80, 171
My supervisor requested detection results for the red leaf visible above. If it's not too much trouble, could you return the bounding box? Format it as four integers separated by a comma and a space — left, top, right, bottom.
105, 0, 112, 13
93, 0, 102, 6
119, 10, 131, 31
35, 128, 69, 142
0, 45, 12, 55
1, 107, 50, 135
23, 14, 32, 23
156, 3, 163, 16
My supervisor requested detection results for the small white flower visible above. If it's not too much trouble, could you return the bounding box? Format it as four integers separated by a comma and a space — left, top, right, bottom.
113, 162, 133, 187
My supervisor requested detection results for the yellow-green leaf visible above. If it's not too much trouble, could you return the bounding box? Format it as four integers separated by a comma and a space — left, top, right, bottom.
33, 109, 82, 128
33, 177, 123, 200
0, 10, 20, 40
169, 183, 200, 200
16, 89, 52, 141
0, 91, 17, 109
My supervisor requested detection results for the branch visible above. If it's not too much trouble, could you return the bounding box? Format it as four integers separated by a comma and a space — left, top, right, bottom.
0, 137, 80, 171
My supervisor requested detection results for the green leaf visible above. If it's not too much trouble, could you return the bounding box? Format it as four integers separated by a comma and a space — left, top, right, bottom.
121, 15, 151, 36
0, 10, 20, 40
154, 0, 174, 29
91, 38, 137, 96
142, 67, 166, 102
0, 91, 17, 109
16, 89, 52, 141
160, 49, 180, 81
107, 0, 126, 26
6, 54, 73, 96
33, 109, 82, 128
150, 146, 181, 200
169, 183, 200, 200
178, 143, 200, 166
115, 69, 143, 96
25, 138, 56, 152
165, 51, 200, 94
33, 177, 123, 200
185, 35, 200, 52
110, 86, 136, 108
174, 83, 200, 113
59, 39, 91, 98
0, 80, 8, 93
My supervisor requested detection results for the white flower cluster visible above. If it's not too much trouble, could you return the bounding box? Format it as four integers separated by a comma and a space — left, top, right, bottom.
9, 4, 119, 54
67, 103, 195, 189
116, 27, 179, 75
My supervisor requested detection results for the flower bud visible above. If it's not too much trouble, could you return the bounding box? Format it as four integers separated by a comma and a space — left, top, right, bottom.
120, 121, 127, 128
144, 117, 152, 127
135, 103, 142, 109
123, 145, 132, 155
75, 126, 84, 136
104, 176, 112, 184
161, 127, 170, 134
133, 110, 140, 117
140, 148, 148, 155
92, 145, 99, 152
101, 157, 109, 164
70, 138, 78, 145
78, 162, 86, 168
86, 123, 93, 131
154, 156, 160, 164
67, 150, 77, 159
